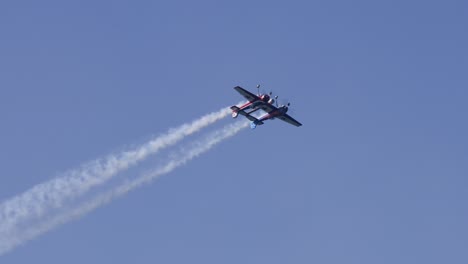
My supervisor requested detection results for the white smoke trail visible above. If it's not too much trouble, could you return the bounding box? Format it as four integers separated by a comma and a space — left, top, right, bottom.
0, 121, 248, 255
0, 106, 232, 243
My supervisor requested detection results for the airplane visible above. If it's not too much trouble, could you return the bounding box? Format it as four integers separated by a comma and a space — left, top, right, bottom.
230, 85, 302, 129
230, 85, 276, 118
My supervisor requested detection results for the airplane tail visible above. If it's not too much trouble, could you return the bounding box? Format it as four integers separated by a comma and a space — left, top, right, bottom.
230, 106, 240, 118
230, 106, 264, 127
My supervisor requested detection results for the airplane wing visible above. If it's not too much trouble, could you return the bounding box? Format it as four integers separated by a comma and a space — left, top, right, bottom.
234, 86, 260, 102
277, 114, 302, 127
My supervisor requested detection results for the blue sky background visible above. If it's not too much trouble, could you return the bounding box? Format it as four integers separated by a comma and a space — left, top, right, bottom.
1, 0, 467, 263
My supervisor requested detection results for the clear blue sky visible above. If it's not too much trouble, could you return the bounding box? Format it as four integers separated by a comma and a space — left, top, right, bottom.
1, 0, 467, 263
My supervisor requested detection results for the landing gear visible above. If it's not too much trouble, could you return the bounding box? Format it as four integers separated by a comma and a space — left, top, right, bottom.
232, 111, 238, 118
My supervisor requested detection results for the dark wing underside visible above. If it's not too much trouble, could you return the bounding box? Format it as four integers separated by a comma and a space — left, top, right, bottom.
277, 114, 302, 127
234, 86, 260, 102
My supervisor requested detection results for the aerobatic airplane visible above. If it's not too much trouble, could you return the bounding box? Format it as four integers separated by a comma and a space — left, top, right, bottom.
231, 85, 302, 129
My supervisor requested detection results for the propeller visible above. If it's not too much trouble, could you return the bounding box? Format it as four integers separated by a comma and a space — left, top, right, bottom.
256, 84, 261, 96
